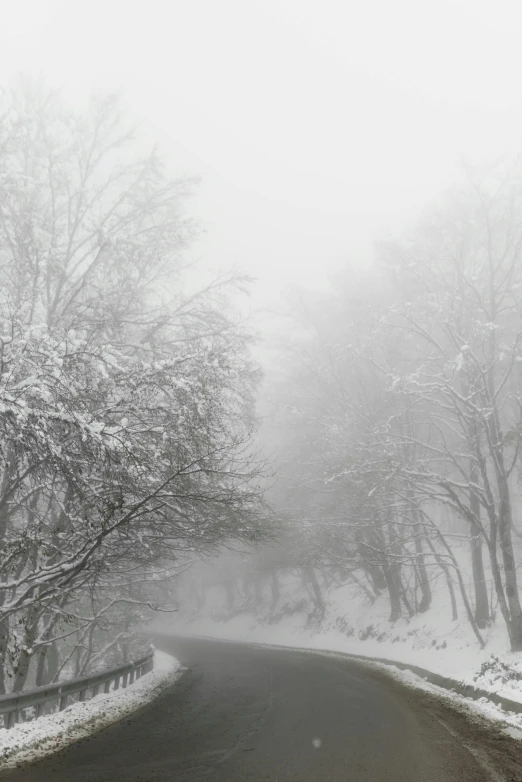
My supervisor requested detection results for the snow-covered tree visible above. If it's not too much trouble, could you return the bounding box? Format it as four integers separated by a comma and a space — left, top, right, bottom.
0, 83, 269, 690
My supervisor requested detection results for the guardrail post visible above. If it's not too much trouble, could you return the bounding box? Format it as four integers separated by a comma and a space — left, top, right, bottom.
114, 675, 120, 691
92, 685, 99, 697
104, 680, 111, 694
79, 689, 86, 702
122, 673, 128, 689
6, 711, 15, 729
35, 702, 43, 718
59, 688, 68, 711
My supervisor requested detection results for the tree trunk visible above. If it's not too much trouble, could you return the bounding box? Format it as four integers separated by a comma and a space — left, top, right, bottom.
12, 649, 32, 693
358, 531, 386, 592
366, 562, 386, 593
441, 560, 458, 621
47, 642, 59, 684
0, 621, 8, 695
497, 477, 522, 650
433, 526, 484, 647
12, 611, 40, 693
481, 340, 522, 648
383, 563, 401, 622
414, 532, 432, 612
470, 522, 489, 628
487, 532, 511, 625
35, 646, 48, 687
302, 567, 325, 613
469, 471, 490, 628
425, 537, 458, 620
399, 575, 414, 618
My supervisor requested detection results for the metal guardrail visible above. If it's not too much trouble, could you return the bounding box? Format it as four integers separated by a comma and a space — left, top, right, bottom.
0, 650, 154, 729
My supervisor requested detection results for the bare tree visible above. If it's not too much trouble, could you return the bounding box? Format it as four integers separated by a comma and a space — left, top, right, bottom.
0, 83, 270, 691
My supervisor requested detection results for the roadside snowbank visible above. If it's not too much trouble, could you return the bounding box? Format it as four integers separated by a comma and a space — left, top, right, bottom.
163, 586, 522, 706
359, 658, 522, 740
158, 561, 522, 735
164, 615, 522, 735
0, 649, 182, 769
168, 607, 522, 696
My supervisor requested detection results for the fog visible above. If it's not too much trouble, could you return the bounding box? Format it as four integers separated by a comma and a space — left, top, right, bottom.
3, 0, 522, 299
3, 2, 522, 774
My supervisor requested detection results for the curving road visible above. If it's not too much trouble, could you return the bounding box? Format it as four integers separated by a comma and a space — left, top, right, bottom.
1, 635, 521, 781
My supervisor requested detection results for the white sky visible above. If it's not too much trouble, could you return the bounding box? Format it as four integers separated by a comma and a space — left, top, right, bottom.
2, 0, 522, 300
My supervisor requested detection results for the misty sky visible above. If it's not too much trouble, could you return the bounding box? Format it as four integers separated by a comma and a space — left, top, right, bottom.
2, 0, 522, 300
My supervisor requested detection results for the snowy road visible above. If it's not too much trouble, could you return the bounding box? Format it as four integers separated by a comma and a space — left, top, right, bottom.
1, 635, 522, 781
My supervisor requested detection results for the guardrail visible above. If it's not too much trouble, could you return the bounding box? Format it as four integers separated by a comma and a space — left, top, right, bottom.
0, 649, 154, 729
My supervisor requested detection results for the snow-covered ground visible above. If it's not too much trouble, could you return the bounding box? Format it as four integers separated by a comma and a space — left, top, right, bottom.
160, 571, 522, 735
164, 610, 522, 736
172, 607, 517, 696
358, 658, 522, 741
0, 649, 183, 769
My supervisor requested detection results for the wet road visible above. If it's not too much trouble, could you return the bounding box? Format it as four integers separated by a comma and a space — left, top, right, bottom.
1, 635, 521, 781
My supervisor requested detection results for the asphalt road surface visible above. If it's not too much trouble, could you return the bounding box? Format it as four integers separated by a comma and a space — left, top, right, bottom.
1, 635, 522, 781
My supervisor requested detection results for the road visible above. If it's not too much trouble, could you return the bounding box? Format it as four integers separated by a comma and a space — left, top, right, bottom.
1, 635, 522, 781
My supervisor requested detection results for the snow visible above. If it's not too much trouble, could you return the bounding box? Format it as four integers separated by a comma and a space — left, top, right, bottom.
166, 613, 522, 738
0, 650, 183, 769
161, 570, 522, 738
376, 663, 522, 739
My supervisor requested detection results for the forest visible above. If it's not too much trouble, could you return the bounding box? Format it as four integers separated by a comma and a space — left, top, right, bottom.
178, 158, 522, 660
3, 82, 522, 705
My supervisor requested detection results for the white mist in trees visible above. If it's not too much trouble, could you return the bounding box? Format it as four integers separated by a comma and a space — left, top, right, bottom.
0, 83, 268, 691
378, 162, 522, 650
257, 159, 522, 653
0, 82, 197, 331
262, 282, 430, 624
